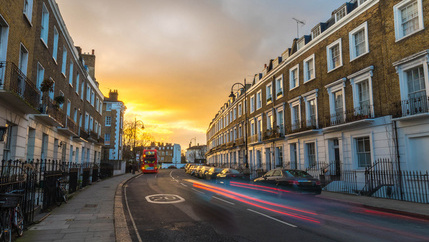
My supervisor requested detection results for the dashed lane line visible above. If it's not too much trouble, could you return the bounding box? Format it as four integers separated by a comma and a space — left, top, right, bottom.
247, 209, 298, 228
212, 196, 235, 205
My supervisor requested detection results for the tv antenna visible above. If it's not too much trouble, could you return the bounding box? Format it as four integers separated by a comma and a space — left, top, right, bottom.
292, 18, 305, 38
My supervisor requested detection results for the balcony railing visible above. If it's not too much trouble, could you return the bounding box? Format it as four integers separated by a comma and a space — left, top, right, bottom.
263, 128, 283, 140
322, 105, 374, 128
0, 61, 40, 112
36, 99, 65, 126
392, 95, 429, 118
235, 137, 244, 146
286, 117, 318, 134
80, 128, 90, 140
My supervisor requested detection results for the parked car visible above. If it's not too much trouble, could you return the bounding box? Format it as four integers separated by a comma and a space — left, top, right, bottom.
192, 166, 204, 177
185, 163, 193, 173
253, 169, 322, 194
205, 167, 224, 180
216, 168, 246, 185
197, 166, 211, 179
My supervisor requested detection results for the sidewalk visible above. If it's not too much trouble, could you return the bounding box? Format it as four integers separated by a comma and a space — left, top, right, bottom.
16, 173, 136, 242
318, 191, 429, 220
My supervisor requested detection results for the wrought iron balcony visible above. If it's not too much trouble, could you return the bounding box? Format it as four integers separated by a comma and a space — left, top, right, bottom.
286, 117, 318, 134
263, 128, 283, 141
34, 99, 65, 127
58, 117, 79, 136
0, 61, 40, 114
322, 105, 374, 128
392, 95, 429, 118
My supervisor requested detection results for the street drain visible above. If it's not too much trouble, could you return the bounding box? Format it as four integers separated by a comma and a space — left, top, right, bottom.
84, 204, 98, 208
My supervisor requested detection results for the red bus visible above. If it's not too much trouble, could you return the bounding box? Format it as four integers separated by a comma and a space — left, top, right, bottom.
141, 149, 159, 174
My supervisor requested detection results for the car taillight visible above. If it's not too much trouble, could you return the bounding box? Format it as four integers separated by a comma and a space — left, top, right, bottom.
291, 181, 299, 185
316, 180, 321, 185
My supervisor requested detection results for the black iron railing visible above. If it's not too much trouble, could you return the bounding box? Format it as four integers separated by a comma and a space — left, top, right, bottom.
322, 105, 374, 128
0, 61, 40, 111
392, 95, 429, 118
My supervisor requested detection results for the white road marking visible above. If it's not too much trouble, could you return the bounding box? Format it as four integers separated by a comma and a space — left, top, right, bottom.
180, 183, 188, 187
192, 188, 205, 195
247, 209, 298, 228
212, 196, 235, 205
124, 186, 143, 242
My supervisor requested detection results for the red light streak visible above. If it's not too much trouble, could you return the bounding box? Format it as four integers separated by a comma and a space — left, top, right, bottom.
230, 181, 292, 193
193, 184, 320, 224
189, 180, 317, 215
230, 183, 279, 194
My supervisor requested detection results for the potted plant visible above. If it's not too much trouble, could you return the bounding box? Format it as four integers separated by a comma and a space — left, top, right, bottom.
39, 79, 54, 113
53, 95, 65, 110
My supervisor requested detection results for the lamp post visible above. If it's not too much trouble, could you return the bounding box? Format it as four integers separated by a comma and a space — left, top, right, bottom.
229, 79, 249, 171
133, 118, 145, 161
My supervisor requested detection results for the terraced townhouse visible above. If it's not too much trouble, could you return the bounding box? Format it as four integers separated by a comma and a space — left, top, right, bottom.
0, 0, 104, 166
206, 0, 429, 193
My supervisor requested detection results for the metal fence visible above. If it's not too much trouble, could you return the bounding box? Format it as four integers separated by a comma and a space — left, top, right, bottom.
0, 159, 111, 226
312, 159, 429, 204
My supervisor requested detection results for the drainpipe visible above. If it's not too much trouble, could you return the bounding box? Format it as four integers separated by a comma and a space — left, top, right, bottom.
393, 120, 403, 200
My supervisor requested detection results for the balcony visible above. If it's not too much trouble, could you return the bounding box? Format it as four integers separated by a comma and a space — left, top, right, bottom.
235, 137, 245, 146
80, 128, 90, 140
34, 99, 65, 127
0, 61, 40, 114
262, 128, 283, 141
285, 118, 320, 138
226, 141, 235, 148
57, 117, 79, 136
248, 132, 262, 144
322, 105, 375, 131
88, 130, 99, 143
392, 95, 429, 121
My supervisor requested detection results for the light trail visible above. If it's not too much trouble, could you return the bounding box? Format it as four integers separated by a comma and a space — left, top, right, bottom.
192, 183, 320, 224
185, 180, 317, 216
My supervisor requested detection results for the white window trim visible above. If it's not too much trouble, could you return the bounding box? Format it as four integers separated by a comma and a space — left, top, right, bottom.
325, 78, 347, 118
303, 54, 316, 83
40, 3, 49, 47
23, 0, 34, 25
275, 74, 284, 99
302, 89, 319, 128
393, 0, 424, 42
19, 43, 29, 75
52, 26, 58, 62
256, 90, 262, 110
250, 95, 255, 113
288, 97, 302, 130
61, 47, 67, 76
334, 5, 347, 23
266, 83, 273, 104
304, 140, 318, 167
351, 133, 374, 170
326, 38, 343, 73
393, 51, 429, 101
266, 111, 273, 130
348, 66, 375, 116
349, 22, 369, 62
289, 64, 300, 90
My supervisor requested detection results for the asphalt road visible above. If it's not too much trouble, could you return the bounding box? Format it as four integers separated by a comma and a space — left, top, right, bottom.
123, 169, 429, 242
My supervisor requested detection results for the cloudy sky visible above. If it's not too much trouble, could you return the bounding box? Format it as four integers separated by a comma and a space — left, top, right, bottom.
56, 0, 345, 150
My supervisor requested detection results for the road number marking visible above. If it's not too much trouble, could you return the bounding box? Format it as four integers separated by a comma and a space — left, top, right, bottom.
145, 194, 185, 204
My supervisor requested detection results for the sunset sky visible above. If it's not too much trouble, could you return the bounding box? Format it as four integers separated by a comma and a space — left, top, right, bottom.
55, 0, 345, 151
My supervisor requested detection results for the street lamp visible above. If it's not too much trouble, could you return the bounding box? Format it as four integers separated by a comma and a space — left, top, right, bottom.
229, 79, 249, 171
133, 118, 145, 161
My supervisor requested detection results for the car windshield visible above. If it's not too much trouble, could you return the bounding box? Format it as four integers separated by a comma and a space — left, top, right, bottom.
285, 170, 313, 178
229, 169, 240, 174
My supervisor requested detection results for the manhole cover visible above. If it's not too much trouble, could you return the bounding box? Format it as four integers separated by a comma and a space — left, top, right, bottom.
84, 204, 98, 208
145, 194, 185, 204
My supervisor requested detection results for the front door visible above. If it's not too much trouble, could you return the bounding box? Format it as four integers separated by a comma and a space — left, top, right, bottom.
333, 139, 341, 178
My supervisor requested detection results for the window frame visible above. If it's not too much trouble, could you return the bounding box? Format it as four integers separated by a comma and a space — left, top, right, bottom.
256, 90, 262, 110
275, 75, 283, 99
349, 22, 369, 61
40, 3, 49, 47
303, 54, 316, 83
289, 64, 300, 90
23, 0, 34, 24
393, 0, 424, 42
288, 97, 302, 131
348, 66, 374, 117
303, 89, 319, 128
326, 38, 343, 72
266, 83, 273, 104
353, 135, 373, 169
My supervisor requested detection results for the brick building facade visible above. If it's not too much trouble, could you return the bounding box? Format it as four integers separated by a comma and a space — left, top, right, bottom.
0, 0, 104, 165
206, 0, 429, 191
